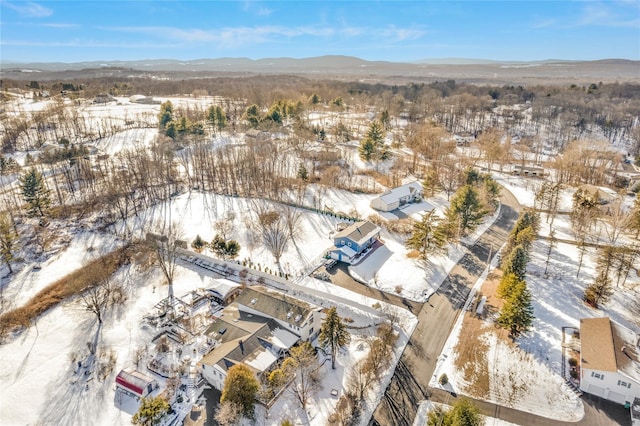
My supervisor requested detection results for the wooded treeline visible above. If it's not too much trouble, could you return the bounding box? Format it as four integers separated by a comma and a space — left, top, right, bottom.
3, 75, 639, 154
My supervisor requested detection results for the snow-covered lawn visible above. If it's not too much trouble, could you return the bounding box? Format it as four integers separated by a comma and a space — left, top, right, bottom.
0, 189, 419, 425
1, 230, 124, 312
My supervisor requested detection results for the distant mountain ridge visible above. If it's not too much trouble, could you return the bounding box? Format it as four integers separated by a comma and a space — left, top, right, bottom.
2, 55, 635, 72
2, 55, 638, 86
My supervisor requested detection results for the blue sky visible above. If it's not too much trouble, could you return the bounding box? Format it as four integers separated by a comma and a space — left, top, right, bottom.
1, 1, 638, 63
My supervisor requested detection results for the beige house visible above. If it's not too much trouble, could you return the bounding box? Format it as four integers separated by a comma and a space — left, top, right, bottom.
579, 317, 640, 405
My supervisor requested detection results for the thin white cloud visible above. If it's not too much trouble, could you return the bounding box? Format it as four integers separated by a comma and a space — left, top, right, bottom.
533, 2, 639, 29
257, 7, 273, 16
2, 1, 52, 17
576, 2, 639, 27
100, 24, 425, 47
380, 26, 426, 41
241, 1, 273, 17
41, 22, 79, 28
531, 18, 557, 29
1, 39, 178, 49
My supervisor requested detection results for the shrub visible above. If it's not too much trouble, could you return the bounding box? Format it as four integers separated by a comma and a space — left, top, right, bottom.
439, 373, 449, 385
568, 357, 578, 367
191, 234, 206, 251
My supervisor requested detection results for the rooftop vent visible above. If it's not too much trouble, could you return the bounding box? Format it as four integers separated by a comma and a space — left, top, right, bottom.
287, 311, 293, 319
295, 314, 302, 322
251, 298, 257, 305
219, 328, 227, 335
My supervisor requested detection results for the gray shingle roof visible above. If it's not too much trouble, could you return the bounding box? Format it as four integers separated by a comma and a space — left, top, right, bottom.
333, 221, 380, 246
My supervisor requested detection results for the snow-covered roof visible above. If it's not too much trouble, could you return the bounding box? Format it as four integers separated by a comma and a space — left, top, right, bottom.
375, 181, 422, 205
206, 277, 241, 299
611, 321, 640, 382
200, 302, 302, 372
269, 327, 300, 350
115, 369, 156, 396
244, 348, 278, 372
581, 317, 640, 381
332, 244, 357, 259
334, 221, 381, 246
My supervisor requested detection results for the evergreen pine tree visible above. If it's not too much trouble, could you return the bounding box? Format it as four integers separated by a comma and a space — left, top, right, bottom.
20, 168, 51, 218
497, 280, 534, 339
497, 273, 524, 299
406, 210, 447, 260
319, 306, 351, 369
447, 185, 486, 234
359, 120, 389, 163
132, 396, 170, 425
221, 364, 259, 419
502, 244, 528, 281
584, 271, 613, 308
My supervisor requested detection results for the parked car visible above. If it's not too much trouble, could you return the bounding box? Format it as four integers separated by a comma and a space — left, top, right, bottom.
324, 259, 337, 270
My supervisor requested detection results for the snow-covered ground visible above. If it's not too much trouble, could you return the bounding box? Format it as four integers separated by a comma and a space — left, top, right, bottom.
0, 189, 419, 425
429, 184, 640, 422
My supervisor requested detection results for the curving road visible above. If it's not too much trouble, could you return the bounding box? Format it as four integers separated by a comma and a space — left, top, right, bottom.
370, 188, 630, 426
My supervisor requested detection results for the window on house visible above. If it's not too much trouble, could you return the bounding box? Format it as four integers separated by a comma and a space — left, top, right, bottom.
618, 380, 628, 387
593, 372, 602, 379
347, 242, 352, 247
309, 327, 314, 335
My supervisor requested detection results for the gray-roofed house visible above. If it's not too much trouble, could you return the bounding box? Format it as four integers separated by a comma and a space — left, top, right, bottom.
198, 287, 320, 391
235, 286, 323, 341
327, 220, 381, 264
579, 317, 640, 405
370, 181, 423, 212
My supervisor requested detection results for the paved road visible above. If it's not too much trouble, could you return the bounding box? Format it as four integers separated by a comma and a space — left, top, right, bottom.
370, 188, 521, 426
428, 388, 630, 426
370, 188, 632, 426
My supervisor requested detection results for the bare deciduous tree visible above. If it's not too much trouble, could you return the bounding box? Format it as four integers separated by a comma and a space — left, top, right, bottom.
147, 225, 183, 314
214, 401, 242, 426
81, 279, 113, 325
283, 342, 320, 409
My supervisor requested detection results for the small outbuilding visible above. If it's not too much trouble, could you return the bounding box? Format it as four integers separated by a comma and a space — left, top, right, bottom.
115, 369, 158, 399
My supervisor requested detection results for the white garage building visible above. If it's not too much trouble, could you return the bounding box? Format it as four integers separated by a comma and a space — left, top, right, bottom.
579, 317, 640, 406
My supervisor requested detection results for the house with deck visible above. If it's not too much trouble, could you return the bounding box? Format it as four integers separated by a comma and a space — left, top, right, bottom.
198, 286, 322, 390
579, 317, 640, 406
327, 220, 381, 264
370, 181, 423, 212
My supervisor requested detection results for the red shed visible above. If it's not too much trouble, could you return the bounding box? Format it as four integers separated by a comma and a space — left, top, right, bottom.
115, 369, 158, 398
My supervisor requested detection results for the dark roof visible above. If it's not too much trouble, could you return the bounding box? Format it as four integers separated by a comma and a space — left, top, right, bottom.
235, 286, 317, 327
